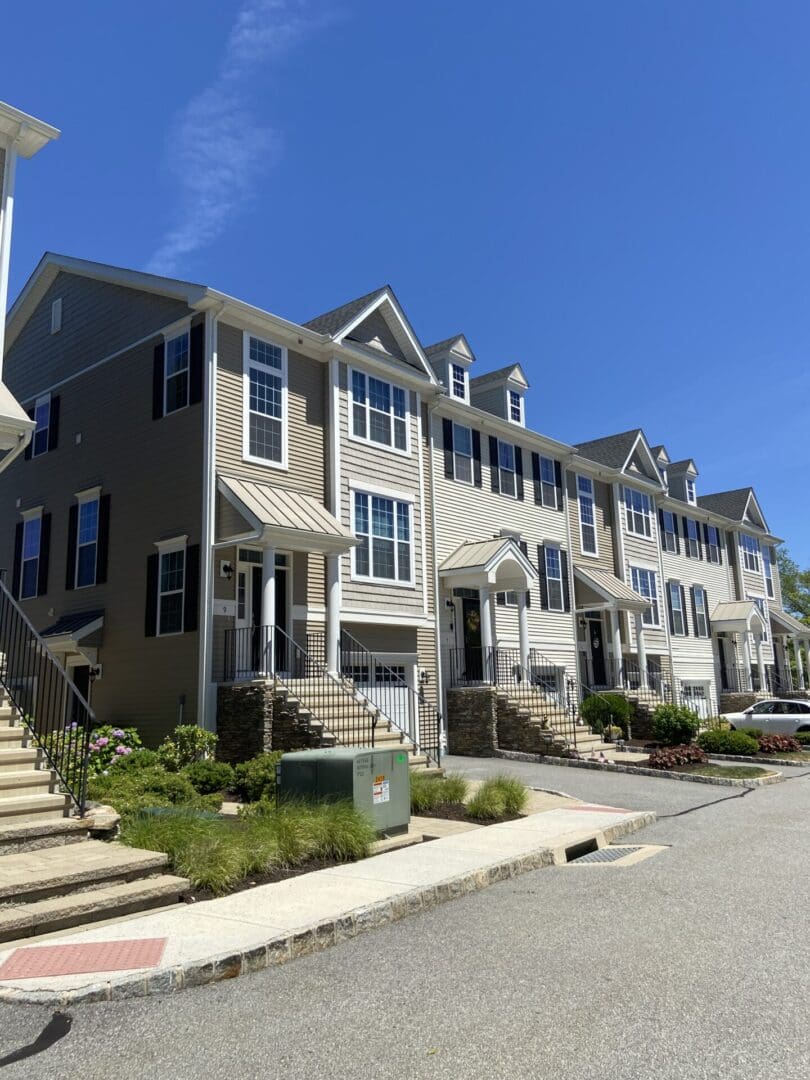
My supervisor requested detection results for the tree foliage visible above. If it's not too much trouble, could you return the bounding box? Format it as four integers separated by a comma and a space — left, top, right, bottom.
776, 547, 810, 626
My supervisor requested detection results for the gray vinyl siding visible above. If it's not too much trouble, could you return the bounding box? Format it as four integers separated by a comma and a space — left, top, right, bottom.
0, 319, 205, 745
346, 310, 406, 361
5, 271, 191, 403
566, 470, 615, 575
469, 382, 506, 419
736, 531, 774, 663
337, 362, 427, 618
619, 491, 668, 656
432, 410, 577, 674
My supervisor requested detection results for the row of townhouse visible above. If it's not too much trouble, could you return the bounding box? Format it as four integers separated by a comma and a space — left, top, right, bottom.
1, 253, 809, 756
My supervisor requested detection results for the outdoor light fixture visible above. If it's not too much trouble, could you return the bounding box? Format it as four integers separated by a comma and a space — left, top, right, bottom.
220, 560, 234, 581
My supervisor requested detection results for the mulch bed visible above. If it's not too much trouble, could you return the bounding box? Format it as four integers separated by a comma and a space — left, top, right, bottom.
416, 802, 525, 825
182, 856, 344, 903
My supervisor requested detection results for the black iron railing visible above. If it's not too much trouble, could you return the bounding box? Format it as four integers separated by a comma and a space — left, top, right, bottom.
0, 578, 93, 814
580, 656, 673, 703
339, 629, 441, 768
721, 663, 754, 694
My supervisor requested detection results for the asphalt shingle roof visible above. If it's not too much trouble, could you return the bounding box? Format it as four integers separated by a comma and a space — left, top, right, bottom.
302, 287, 389, 336
424, 336, 465, 357
696, 488, 753, 522
574, 429, 642, 469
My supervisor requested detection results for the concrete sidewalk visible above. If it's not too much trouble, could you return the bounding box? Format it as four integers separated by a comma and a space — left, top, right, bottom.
0, 802, 654, 1005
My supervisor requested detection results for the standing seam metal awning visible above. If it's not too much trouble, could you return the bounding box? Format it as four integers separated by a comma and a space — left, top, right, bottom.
217, 475, 357, 554
769, 607, 810, 638
573, 565, 650, 612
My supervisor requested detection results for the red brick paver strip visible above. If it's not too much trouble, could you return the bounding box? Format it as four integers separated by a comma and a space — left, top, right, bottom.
0, 938, 167, 980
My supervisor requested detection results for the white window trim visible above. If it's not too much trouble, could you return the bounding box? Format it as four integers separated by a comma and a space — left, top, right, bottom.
668, 581, 686, 636
19, 507, 43, 601
50, 298, 63, 334
544, 544, 565, 612
449, 362, 468, 403
683, 517, 701, 559
705, 524, 721, 564
623, 486, 654, 541
74, 489, 101, 591
452, 422, 474, 485
156, 537, 187, 638
348, 366, 411, 458
692, 585, 710, 638
163, 325, 192, 417
31, 393, 51, 458
241, 331, 289, 470
661, 510, 678, 554
686, 477, 697, 505
495, 439, 518, 500
351, 489, 415, 590
506, 388, 524, 426
630, 564, 661, 628
740, 533, 761, 573
577, 474, 599, 559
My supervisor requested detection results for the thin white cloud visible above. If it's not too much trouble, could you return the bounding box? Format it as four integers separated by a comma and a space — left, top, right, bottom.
146, 0, 331, 276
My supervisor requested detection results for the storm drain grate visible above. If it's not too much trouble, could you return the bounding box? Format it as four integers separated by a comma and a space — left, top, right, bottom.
569, 846, 643, 864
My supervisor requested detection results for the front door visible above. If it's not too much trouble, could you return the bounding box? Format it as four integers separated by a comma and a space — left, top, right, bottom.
235, 550, 291, 676
717, 636, 729, 690
588, 615, 607, 687
70, 664, 91, 726
462, 597, 483, 682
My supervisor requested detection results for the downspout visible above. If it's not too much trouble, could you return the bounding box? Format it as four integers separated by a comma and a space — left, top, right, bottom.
0, 135, 20, 380
426, 395, 446, 744
197, 302, 224, 731
561, 455, 579, 700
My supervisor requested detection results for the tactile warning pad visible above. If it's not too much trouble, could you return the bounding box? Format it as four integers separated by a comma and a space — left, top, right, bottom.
0, 937, 167, 980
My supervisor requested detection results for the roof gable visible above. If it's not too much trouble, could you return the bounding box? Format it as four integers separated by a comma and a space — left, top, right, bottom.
576, 428, 662, 485
469, 363, 529, 390
697, 487, 768, 531
424, 334, 475, 363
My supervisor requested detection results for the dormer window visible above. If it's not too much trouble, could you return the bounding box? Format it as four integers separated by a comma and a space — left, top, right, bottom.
686, 478, 696, 505
508, 390, 523, 424
450, 363, 467, 401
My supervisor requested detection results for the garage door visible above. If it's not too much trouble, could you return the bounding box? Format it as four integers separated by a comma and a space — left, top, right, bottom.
681, 683, 710, 719
342, 665, 413, 738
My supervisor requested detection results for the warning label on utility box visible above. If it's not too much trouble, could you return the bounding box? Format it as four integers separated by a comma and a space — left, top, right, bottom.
372, 774, 390, 804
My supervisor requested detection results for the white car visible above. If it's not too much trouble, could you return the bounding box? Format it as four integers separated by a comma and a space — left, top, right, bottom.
722, 698, 810, 735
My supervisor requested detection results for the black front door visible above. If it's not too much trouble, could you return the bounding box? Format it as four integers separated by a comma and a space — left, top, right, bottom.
462, 597, 483, 682
588, 616, 607, 686
718, 637, 729, 690
70, 665, 91, 726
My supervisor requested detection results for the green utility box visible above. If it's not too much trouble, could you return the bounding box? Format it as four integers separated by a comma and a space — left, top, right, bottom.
277, 747, 411, 835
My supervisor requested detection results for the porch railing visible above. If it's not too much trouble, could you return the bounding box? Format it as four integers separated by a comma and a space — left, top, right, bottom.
580, 656, 673, 703
0, 578, 93, 815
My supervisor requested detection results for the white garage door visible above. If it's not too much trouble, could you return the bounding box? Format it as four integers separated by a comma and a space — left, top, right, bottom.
681, 683, 710, 719
344, 665, 413, 738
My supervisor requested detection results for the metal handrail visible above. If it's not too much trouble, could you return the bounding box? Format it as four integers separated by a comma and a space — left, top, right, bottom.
339, 629, 441, 769
0, 578, 94, 814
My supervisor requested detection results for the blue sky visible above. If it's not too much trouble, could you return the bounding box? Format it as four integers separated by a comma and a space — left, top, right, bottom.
6, 1, 810, 561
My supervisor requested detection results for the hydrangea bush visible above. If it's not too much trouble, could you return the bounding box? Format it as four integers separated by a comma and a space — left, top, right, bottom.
87, 724, 143, 776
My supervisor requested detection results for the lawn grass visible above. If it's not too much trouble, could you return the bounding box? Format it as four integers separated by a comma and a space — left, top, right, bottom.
684, 764, 774, 779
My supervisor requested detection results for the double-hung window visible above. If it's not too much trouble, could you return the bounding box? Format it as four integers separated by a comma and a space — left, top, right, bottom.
20, 516, 41, 600
450, 363, 466, 400
508, 390, 522, 424
741, 534, 760, 572
577, 475, 597, 555
76, 497, 99, 588
705, 525, 721, 564
353, 492, 412, 584
245, 334, 286, 465
686, 478, 696, 505
624, 487, 652, 538
539, 456, 557, 509
692, 586, 709, 637
32, 395, 51, 457
452, 424, 473, 484
545, 546, 564, 611
661, 511, 678, 553
763, 548, 774, 598
685, 518, 701, 559
158, 545, 185, 635
631, 566, 659, 626
668, 582, 686, 636
164, 331, 190, 414
351, 371, 408, 452
496, 441, 517, 498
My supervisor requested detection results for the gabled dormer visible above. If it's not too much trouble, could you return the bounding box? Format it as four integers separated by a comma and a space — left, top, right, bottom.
424, 334, 475, 404
469, 363, 529, 425
667, 459, 699, 504
650, 444, 670, 487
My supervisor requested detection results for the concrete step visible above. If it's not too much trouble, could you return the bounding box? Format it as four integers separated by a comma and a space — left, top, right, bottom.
0, 792, 70, 823
0, 874, 190, 943
0, 770, 53, 799
0, 816, 90, 856
0, 728, 27, 749
0, 840, 170, 904
0, 748, 40, 774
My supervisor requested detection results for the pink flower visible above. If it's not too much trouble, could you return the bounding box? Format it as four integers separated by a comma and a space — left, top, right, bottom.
96, 737, 109, 747
115, 745, 127, 755
122, 747, 133, 755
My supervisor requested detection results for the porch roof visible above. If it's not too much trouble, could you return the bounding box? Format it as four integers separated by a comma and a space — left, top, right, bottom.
573, 565, 650, 612
40, 610, 104, 651
217, 475, 356, 555
0, 380, 35, 452
710, 600, 767, 635
769, 607, 810, 639
439, 537, 537, 590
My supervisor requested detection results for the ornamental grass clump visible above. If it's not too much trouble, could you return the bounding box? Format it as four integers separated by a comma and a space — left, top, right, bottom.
409, 771, 469, 814
466, 775, 529, 820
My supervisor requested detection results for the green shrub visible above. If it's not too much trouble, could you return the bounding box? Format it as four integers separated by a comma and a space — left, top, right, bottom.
109, 749, 161, 773
88, 766, 222, 817
580, 693, 632, 734
305, 801, 376, 861
466, 775, 529, 820
737, 727, 763, 740
409, 771, 468, 814
182, 759, 236, 795
651, 704, 700, 746
696, 729, 759, 756
646, 744, 708, 770
157, 725, 218, 771
233, 752, 283, 802
795, 732, 810, 746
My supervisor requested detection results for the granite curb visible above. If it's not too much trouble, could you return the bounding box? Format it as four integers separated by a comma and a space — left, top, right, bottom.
0, 812, 654, 1006
494, 750, 783, 788
702, 753, 810, 768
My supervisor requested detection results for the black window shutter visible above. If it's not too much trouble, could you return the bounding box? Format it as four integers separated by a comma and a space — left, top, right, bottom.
666, 581, 676, 634
680, 585, 690, 635
658, 509, 666, 550
48, 395, 60, 452
536, 544, 548, 610
531, 452, 541, 504
489, 437, 500, 493
442, 418, 454, 479
696, 523, 703, 561
554, 460, 563, 511
152, 343, 165, 420
65, 505, 78, 590
673, 514, 681, 555
682, 517, 690, 557
96, 494, 111, 585
184, 543, 201, 632
515, 447, 524, 500
704, 589, 712, 636
37, 513, 51, 597
561, 548, 571, 612
11, 523, 23, 598
690, 586, 699, 637
472, 430, 482, 487
23, 407, 35, 461
144, 553, 159, 637
716, 530, 723, 565
519, 539, 531, 608
189, 323, 204, 405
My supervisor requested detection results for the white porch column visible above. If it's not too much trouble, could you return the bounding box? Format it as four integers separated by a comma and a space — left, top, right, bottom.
610, 609, 622, 676
740, 632, 753, 691
754, 634, 767, 694
325, 554, 341, 674
793, 637, 806, 691
517, 591, 530, 671
480, 589, 493, 680
634, 613, 649, 690
260, 546, 276, 675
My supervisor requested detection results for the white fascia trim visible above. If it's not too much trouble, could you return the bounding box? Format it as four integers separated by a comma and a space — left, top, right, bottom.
154, 534, 188, 552
621, 431, 665, 487
348, 477, 417, 504
333, 291, 437, 383
0, 102, 60, 157
339, 608, 435, 629
20, 504, 43, 520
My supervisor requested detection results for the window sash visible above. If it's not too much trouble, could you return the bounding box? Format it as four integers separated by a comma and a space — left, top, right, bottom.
693, 587, 709, 637
632, 567, 659, 626
625, 488, 652, 537
76, 499, 99, 588
245, 335, 286, 464
353, 493, 412, 583
763, 551, 774, 598
545, 547, 564, 611
686, 518, 700, 558
741, 535, 760, 572
451, 363, 466, 399
662, 511, 678, 553
669, 583, 685, 635
686, 478, 696, 504
351, 371, 408, 451
20, 517, 41, 600
452, 424, 473, 484
498, 441, 516, 498
32, 396, 50, 457
164, 332, 190, 414
706, 526, 720, 564
508, 391, 522, 423
158, 548, 185, 635
577, 476, 597, 554
539, 456, 557, 509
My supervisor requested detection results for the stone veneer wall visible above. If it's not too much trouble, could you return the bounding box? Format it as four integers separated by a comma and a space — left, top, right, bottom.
446, 688, 498, 756
216, 684, 316, 764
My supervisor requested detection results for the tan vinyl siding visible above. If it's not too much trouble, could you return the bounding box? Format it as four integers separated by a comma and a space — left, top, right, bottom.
346, 310, 406, 361
737, 531, 774, 663
215, 491, 254, 542
621, 500, 668, 655
5, 271, 191, 403
566, 470, 615, 574
0, 322, 205, 746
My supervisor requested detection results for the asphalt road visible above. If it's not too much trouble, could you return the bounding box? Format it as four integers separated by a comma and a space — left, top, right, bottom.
2, 757, 810, 1080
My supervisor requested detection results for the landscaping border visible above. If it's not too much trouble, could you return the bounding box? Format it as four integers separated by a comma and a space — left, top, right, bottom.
703, 753, 810, 768
493, 750, 783, 788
